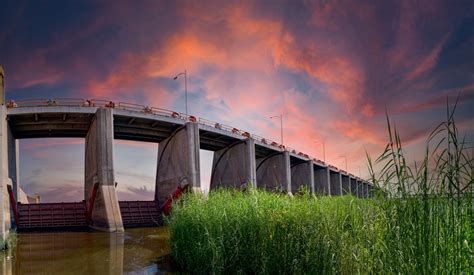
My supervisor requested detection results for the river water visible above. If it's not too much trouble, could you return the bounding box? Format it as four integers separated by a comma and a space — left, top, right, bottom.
0, 227, 172, 274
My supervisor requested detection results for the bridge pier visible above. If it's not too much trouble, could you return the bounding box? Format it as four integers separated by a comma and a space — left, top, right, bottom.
329, 171, 342, 196
290, 160, 314, 194
85, 108, 123, 232
0, 105, 12, 241
210, 138, 256, 189
155, 122, 201, 208
341, 174, 350, 195
256, 151, 291, 193
314, 166, 330, 195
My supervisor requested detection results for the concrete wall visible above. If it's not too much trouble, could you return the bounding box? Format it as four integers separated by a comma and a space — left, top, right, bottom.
341, 175, 350, 195
7, 125, 18, 200
256, 151, 291, 193
290, 161, 314, 194
155, 122, 201, 207
210, 138, 256, 189
314, 167, 330, 195
329, 171, 342, 196
0, 106, 11, 240
85, 108, 123, 232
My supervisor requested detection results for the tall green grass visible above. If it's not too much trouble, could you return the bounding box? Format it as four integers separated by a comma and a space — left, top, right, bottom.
169, 103, 473, 274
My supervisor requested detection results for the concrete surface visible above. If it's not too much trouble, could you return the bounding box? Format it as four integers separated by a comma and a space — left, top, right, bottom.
291, 160, 314, 194
210, 138, 257, 189
256, 151, 291, 193
85, 108, 123, 232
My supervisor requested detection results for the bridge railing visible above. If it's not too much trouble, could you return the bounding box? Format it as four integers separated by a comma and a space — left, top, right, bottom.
6, 98, 347, 176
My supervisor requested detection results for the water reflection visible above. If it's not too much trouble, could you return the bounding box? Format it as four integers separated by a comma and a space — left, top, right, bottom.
1, 227, 171, 274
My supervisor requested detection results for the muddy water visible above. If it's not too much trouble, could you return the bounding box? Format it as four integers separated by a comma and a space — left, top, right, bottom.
0, 227, 172, 274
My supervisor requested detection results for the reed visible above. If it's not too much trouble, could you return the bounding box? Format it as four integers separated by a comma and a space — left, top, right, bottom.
168, 102, 473, 274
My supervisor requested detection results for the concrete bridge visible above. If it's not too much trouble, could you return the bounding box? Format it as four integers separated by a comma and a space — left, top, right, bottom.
0, 68, 372, 240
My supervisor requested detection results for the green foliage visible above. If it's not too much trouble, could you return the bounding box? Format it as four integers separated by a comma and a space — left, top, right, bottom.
169, 102, 473, 274
0, 231, 16, 251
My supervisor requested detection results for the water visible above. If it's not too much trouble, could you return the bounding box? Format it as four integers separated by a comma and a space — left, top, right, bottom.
0, 227, 172, 274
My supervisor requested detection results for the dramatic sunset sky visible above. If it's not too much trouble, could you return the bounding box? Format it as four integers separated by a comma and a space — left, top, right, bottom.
1, 1, 473, 202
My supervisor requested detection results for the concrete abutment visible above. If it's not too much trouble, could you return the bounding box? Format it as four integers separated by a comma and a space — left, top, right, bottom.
290, 161, 314, 194
256, 151, 291, 193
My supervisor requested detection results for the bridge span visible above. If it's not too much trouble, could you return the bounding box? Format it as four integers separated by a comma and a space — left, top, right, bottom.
0, 97, 373, 238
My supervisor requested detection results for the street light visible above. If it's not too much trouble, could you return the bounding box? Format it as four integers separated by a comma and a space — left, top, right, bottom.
314, 140, 326, 162
270, 114, 283, 145
173, 70, 187, 116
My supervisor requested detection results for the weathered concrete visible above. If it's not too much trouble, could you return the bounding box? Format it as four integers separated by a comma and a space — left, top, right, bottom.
291, 160, 314, 194
85, 108, 123, 232
350, 177, 358, 196
341, 174, 350, 195
0, 105, 11, 241
314, 166, 330, 195
7, 125, 18, 201
329, 171, 342, 196
356, 180, 363, 198
256, 151, 291, 193
156, 122, 201, 207
210, 138, 256, 189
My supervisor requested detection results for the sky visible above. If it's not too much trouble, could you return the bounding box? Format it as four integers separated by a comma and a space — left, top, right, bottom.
1, 0, 473, 202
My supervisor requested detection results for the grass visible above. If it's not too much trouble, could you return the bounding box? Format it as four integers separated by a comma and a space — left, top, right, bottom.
0, 231, 16, 251
168, 102, 473, 274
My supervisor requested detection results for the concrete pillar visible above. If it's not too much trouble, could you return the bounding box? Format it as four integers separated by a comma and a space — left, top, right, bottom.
329, 171, 342, 196
7, 126, 19, 201
155, 122, 201, 207
256, 151, 291, 193
85, 108, 123, 232
314, 167, 330, 195
291, 161, 314, 194
0, 106, 11, 241
341, 175, 350, 195
210, 138, 256, 189
350, 178, 358, 196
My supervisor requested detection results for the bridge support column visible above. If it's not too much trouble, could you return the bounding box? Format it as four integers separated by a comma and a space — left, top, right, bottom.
256, 151, 291, 193
7, 126, 19, 201
155, 122, 201, 207
341, 175, 350, 195
290, 161, 314, 194
85, 108, 123, 232
0, 106, 11, 241
314, 167, 330, 195
329, 171, 342, 196
356, 180, 363, 198
210, 138, 256, 189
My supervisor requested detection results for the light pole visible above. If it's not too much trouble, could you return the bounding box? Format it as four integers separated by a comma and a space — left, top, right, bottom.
314, 140, 326, 162
270, 114, 283, 145
173, 70, 187, 116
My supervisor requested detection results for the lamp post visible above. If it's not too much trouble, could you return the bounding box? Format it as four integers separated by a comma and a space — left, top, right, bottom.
314, 140, 326, 162
270, 114, 283, 145
173, 70, 187, 116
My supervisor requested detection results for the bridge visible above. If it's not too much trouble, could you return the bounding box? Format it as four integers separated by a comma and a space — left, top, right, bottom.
0, 68, 372, 238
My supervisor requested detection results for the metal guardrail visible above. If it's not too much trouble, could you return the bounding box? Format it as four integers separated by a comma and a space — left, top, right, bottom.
6, 98, 345, 174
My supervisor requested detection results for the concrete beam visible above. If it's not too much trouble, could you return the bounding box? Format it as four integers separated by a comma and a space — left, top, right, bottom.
155, 122, 201, 207
314, 167, 330, 195
290, 160, 314, 194
0, 106, 11, 241
85, 108, 123, 232
256, 151, 291, 193
341, 175, 350, 195
329, 171, 342, 196
210, 138, 256, 189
